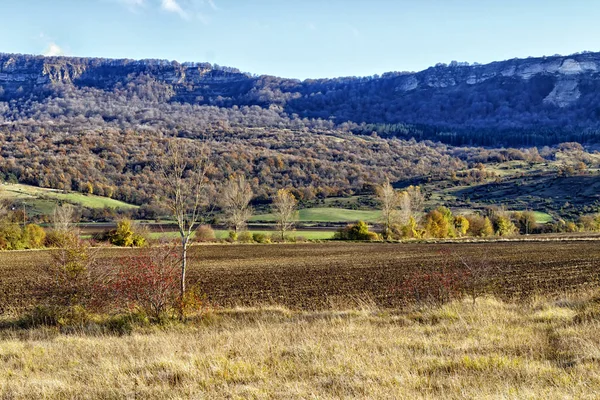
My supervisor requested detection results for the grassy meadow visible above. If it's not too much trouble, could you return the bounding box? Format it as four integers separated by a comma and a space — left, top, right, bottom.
0, 183, 137, 215
1, 294, 599, 398
145, 229, 336, 241
251, 207, 381, 223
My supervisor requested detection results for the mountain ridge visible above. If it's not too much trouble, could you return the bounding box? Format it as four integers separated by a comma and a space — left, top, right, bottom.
3, 50, 600, 147
2, 49, 599, 81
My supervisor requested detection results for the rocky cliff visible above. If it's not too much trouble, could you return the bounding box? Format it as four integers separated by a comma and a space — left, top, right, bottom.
0, 54, 253, 101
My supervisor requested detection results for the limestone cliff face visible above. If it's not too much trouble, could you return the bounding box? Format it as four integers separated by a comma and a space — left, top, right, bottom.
0, 54, 253, 100
391, 53, 600, 108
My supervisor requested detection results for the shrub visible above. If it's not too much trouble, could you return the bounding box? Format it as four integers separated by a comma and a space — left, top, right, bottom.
394, 216, 424, 239
0, 223, 25, 250
228, 231, 238, 241
176, 284, 208, 318
466, 214, 494, 237
195, 225, 215, 242
252, 233, 270, 243
22, 224, 46, 248
513, 211, 538, 234
108, 219, 146, 247
45, 234, 97, 307
334, 221, 378, 240
103, 248, 180, 319
238, 231, 254, 243
482, 217, 495, 236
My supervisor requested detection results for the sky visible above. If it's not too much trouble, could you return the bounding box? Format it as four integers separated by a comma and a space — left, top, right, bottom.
1, 0, 599, 79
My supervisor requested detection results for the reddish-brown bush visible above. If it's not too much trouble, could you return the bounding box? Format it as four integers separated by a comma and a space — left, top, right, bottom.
102, 248, 180, 318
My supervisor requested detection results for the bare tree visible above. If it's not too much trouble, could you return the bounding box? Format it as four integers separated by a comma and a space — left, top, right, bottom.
398, 185, 425, 226
376, 179, 401, 239
398, 191, 412, 226
407, 186, 424, 215
454, 252, 504, 304
53, 203, 77, 234
159, 140, 210, 299
220, 175, 253, 233
272, 188, 297, 241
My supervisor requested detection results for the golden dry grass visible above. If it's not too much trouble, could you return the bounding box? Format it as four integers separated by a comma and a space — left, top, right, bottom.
0, 294, 600, 399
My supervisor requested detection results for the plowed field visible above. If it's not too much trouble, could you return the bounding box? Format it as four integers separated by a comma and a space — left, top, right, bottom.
1, 242, 599, 310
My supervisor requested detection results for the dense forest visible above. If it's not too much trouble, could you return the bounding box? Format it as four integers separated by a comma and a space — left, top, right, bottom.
0, 52, 599, 205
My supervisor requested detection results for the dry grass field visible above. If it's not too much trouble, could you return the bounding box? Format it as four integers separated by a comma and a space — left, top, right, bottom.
0, 242, 599, 398
0, 295, 600, 398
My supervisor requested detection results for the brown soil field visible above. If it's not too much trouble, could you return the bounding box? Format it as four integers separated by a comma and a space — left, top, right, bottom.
1, 242, 599, 311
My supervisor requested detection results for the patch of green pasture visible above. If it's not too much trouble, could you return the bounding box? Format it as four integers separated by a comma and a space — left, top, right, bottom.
531, 211, 553, 224
148, 230, 335, 241
251, 207, 380, 223
1, 184, 138, 211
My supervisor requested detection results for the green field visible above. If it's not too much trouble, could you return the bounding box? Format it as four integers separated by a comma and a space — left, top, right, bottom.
0, 184, 138, 214
148, 229, 335, 241
532, 211, 553, 224
215, 230, 334, 240
251, 207, 381, 223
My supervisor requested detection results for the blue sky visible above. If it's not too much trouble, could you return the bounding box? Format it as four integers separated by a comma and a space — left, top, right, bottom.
1, 0, 599, 79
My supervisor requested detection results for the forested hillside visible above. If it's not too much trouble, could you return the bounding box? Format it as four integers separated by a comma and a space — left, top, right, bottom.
0, 52, 599, 206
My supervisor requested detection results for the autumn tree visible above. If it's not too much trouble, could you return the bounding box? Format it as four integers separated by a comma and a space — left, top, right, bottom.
496, 216, 517, 237
454, 215, 470, 237
220, 175, 253, 235
513, 211, 537, 234
424, 207, 456, 238
403, 185, 424, 219
272, 188, 297, 241
159, 140, 210, 300
425, 210, 449, 238
482, 217, 494, 237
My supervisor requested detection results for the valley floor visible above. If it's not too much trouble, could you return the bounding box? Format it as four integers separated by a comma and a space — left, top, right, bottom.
0, 295, 599, 399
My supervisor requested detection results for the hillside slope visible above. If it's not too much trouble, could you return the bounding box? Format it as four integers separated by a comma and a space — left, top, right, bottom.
1, 52, 600, 208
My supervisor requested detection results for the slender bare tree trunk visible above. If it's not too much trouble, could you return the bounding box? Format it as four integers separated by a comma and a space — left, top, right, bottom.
181, 237, 188, 298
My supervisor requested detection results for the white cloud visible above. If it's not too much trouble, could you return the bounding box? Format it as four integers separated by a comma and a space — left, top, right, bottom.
43, 43, 65, 57
206, 0, 218, 11
161, 0, 189, 19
